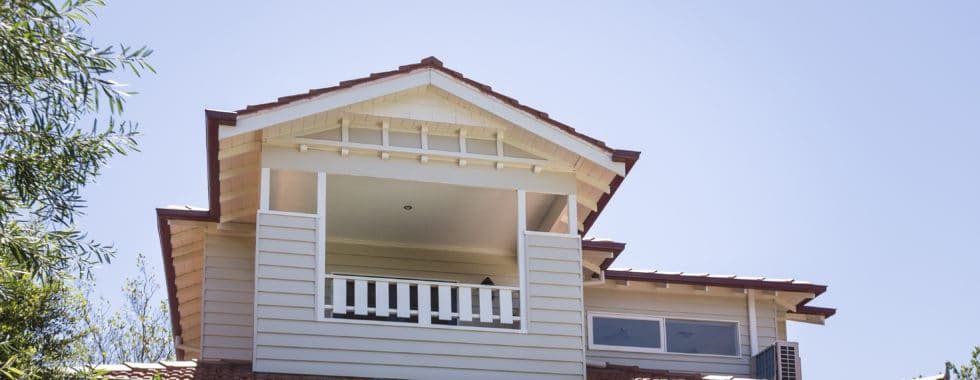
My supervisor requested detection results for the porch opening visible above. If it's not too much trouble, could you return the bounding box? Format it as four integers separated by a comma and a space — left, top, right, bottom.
319, 175, 521, 329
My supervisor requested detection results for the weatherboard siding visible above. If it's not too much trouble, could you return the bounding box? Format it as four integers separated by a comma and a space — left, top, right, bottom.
253, 213, 585, 379
584, 287, 780, 377
200, 232, 255, 361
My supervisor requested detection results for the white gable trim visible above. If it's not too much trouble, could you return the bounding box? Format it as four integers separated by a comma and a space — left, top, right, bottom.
223, 68, 625, 175
223, 69, 433, 139
428, 70, 623, 176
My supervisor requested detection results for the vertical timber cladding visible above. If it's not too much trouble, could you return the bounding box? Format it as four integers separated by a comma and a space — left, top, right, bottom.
252, 212, 586, 379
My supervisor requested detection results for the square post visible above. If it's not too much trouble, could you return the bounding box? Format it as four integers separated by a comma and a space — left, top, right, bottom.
567, 194, 577, 235
748, 289, 759, 355
259, 167, 270, 211
315, 172, 327, 320
516, 189, 527, 331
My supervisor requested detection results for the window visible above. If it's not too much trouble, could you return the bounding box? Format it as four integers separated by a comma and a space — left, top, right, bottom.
591, 315, 663, 351
665, 319, 739, 356
589, 313, 740, 357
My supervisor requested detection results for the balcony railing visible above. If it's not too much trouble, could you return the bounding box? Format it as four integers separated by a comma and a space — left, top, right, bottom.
324, 274, 521, 329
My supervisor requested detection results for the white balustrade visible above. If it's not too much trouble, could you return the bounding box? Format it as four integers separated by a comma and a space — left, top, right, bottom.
324, 274, 521, 328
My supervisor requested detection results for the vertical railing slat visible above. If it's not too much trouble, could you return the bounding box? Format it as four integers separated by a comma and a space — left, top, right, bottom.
499, 289, 513, 324
396, 282, 410, 318
458, 287, 472, 322
375, 281, 389, 317
332, 278, 347, 315
438, 285, 452, 321
418, 284, 431, 325
479, 288, 493, 323
354, 280, 368, 315
329, 276, 520, 328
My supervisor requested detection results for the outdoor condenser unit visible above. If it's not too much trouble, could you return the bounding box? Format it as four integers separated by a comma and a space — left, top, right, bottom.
752, 341, 802, 380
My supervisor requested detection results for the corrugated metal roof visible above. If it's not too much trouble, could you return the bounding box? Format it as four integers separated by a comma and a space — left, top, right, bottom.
606, 267, 815, 287
603, 268, 835, 318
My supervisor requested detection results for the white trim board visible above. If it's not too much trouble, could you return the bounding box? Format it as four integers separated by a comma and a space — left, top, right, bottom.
223, 68, 625, 176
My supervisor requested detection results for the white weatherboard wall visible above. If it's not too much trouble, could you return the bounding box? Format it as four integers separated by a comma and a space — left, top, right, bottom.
253, 212, 586, 380
584, 287, 779, 376
200, 232, 255, 361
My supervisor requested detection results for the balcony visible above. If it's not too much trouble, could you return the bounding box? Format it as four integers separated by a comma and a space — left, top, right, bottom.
325, 274, 521, 329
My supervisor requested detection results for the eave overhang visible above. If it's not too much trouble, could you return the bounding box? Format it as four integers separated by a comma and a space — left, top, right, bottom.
603, 269, 836, 322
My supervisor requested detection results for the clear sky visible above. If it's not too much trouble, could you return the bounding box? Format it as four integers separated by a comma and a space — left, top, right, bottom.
78, 1, 978, 378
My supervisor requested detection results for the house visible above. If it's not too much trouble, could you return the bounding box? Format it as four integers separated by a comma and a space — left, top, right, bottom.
148, 57, 834, 380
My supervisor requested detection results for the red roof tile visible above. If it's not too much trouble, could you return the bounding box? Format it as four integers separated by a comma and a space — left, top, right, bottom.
235, 56, 624, 155
99, 360, 371, 380
586, 362, 707, 380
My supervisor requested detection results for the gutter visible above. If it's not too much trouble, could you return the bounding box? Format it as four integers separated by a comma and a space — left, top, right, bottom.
155, 110, 235, 360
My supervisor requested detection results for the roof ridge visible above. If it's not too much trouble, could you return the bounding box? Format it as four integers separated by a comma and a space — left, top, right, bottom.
232, 56, 633, 156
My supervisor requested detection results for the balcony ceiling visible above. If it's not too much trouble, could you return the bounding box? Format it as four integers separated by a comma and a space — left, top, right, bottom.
324, 174, 554, 255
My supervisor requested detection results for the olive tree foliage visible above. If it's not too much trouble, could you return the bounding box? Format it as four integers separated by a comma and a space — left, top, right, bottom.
0, 276, 90, 379
0, 0, 152, 283
948, 347, 980, 380
79, 253, 173, 365
0, 0, 154, 377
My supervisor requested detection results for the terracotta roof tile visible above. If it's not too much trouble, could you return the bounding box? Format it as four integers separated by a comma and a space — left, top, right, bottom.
99, 361, 372, 380
234, 56, 621, 154
586, 362, 708, 380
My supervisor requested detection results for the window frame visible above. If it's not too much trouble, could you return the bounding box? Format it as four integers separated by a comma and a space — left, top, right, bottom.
587, 312, 742, 358
587, 312, 667, 354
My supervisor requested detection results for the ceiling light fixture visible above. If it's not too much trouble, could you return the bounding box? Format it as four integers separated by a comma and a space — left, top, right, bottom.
403, 205, 413, 211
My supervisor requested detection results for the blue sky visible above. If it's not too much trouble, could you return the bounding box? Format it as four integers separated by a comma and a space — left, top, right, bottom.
79, 1, 978, 378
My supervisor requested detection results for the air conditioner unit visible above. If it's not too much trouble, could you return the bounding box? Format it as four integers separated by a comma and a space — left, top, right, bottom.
752, 341, 802, 380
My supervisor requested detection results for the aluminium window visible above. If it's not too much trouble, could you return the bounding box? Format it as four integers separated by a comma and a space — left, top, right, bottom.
588, 313, 740, 357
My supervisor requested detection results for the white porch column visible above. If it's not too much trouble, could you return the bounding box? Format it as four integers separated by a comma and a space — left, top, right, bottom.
567, 194, 577, 235
259, 167, 270, 211
516, 189, 527, 331
315, 172, 327, 320
747, 289, 759, 355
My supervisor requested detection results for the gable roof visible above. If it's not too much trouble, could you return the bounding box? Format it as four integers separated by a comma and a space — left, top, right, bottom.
236, 56, 618, 154
157, 58, 641, 359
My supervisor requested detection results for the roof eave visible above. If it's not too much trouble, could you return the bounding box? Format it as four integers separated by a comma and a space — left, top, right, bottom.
603, 269, 835, 320
581, 149, 641, 235
581, 239, 627, 270
156, 110, 236, 360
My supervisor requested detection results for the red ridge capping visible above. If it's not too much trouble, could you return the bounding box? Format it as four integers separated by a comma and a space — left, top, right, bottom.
235, 56, 621, 154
